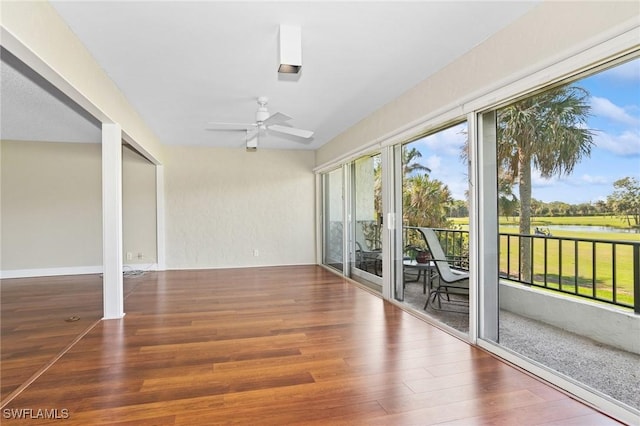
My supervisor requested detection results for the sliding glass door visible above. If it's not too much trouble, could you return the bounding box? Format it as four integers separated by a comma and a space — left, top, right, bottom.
478, 56, 640, 415
349, 154, 383, 290
395, 123, 471, 336
323, 168, 344, 272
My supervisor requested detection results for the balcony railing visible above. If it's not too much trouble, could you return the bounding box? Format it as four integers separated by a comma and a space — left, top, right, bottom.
501, 232, 639, 313
405, 227, 639, 314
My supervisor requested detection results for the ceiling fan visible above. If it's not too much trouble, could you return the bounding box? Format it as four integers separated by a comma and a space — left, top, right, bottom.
206, 96, 314, 151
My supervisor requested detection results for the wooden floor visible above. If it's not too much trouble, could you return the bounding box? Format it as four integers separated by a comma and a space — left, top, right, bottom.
1, 274, 104, 400
0, 266, 622, 425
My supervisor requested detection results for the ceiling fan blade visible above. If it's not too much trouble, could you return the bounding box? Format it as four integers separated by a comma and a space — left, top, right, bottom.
206, 122, 256, 131
269, 124, 314, 139
262, 112, 291, 126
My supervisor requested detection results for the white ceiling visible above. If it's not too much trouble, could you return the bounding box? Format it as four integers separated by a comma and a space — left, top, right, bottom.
2, 1, 539, 150
0, 48, 102, 143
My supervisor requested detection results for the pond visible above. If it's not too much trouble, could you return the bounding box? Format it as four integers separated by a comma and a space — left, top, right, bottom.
503, 224, 639, 234
545, 225, 638, 234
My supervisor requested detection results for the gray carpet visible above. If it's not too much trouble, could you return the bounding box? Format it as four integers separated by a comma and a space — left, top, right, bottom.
400, 280, 640, 411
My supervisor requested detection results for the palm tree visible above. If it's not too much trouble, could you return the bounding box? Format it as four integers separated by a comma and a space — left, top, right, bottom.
498, 84, 593, 281
403, 146, 431, 176
403, 174, 452, 228
401, 145, 445, 229
398, 144, 455, 250
373, 145, 431, 219
498, 174, 518, 221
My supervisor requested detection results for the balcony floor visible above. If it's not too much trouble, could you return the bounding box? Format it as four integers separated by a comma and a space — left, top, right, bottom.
402, 279, 640, 411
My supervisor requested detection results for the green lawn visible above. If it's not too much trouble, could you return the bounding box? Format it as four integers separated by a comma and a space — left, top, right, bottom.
499, 234, 635, 306
447, 216, 638, 307
451, 215, 637, 230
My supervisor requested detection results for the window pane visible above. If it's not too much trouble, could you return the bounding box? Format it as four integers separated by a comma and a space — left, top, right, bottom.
323, 169, 344, 272
494, 57, 640, 410
398, 122, 470, 335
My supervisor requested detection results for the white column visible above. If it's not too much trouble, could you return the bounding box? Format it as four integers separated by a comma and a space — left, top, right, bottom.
155, 165, 166, 270
478, 111, 499, 341
380, 145, 396, 300
342, 164, 351, 277
467, 112, 479, 343
102, 123, 124, 319
392, 145, 404, 301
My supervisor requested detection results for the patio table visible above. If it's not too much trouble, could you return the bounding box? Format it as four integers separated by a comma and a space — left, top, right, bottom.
403, 260, 436, 294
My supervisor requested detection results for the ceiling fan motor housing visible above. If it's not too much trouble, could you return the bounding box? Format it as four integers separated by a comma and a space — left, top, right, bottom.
256, 107, 269, 123
256, 96, 269, 123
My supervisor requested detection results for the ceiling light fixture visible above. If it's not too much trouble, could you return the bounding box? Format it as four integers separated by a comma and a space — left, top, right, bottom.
278, 25, 302, 74
246, 131, 258, 152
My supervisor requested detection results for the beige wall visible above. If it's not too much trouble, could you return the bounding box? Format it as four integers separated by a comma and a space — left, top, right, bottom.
1, 141, 314, 272
123, 146, 157, 265
317, 1, 639, 166
1, 140, 102, 270
1, 140, 157, 274
164, 146, 316, 269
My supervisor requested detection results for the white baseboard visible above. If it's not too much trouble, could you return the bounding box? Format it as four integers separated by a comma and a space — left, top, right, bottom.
123, 263, 158, 273
164, 262, 315, 271
0, 265, 103, 279
1, 264, 159, 279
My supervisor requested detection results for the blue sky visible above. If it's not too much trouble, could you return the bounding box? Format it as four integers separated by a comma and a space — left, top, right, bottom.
410, 57, 640, 204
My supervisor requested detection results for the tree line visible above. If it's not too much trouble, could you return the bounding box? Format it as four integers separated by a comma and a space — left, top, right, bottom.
449, 175, 640, 228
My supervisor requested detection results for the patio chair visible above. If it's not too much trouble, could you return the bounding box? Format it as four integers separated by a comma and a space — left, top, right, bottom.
418, 227, 469, 312
355, 220, 382, 274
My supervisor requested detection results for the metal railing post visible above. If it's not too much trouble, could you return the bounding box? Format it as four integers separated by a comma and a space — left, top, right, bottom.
634, 244, 640, 315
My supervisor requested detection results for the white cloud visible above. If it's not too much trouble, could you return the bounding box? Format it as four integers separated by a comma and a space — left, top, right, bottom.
417, 123, 467, 156
528, 175, 611, 204
448, 179, 468, 200
530, 171, 612, 190
532, 170, 640, 202
594, 129, 640, 156
605, 59, 640, 81
424, 154, 442, 173
580, 174, 608, 184
590, 96, 639, 126
531, 170, 559, 188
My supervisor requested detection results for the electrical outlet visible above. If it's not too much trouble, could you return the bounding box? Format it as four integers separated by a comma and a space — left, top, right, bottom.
253, 249, 259, 257
137, 252, 143, 260
126, 252, 132, 261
